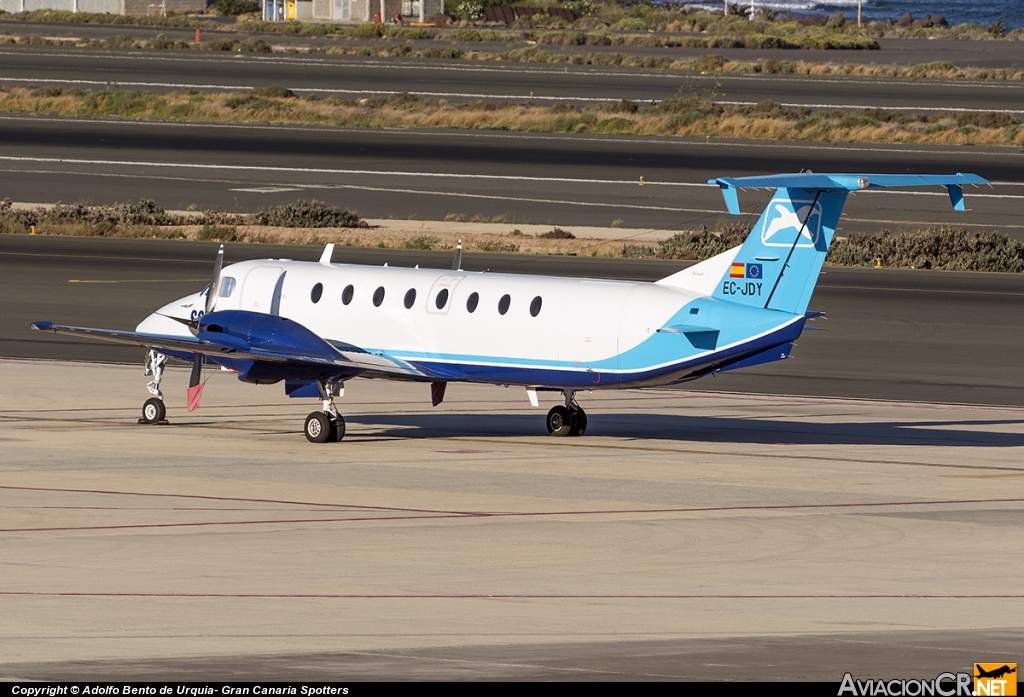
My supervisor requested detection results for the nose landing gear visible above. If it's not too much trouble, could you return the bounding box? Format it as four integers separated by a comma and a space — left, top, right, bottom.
546, 390, 587, 437
140, 350, 169, 425
304, 380, 346, 443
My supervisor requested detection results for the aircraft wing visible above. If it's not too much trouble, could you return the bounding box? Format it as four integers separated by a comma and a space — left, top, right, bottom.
30, 321, 422, 376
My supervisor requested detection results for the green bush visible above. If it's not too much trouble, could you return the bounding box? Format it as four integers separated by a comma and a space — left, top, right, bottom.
40, 199, 173, 226
538, 227, 575, 239
252, 200, 366, 228
746, 34, 795, 49
449, 29, 482, 41
422, 47, 464, 59
477, 240, 520, 253
14, 9, 217, 27
827, 228, 1024, 272
213, 0, 260, 15
252, 84, 295, 99
592, 116, 633, 133
349, 23, 386, 38
403, 235, 439, 250
103, 34, 136, 48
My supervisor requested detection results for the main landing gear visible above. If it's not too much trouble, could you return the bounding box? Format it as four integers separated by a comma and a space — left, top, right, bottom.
140, 350, 169, 425
546, 390, 587, 437
304, 380, 346, 443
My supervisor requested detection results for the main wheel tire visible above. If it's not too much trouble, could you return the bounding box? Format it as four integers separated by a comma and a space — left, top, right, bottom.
331, 415, 346, 442
142, 397, 165, 424
304, 411, 332, 443
570, 407, 587, 437
546, 405, 573, 437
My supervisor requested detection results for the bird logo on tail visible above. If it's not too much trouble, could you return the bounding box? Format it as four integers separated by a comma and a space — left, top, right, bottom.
761, 199, 823, 248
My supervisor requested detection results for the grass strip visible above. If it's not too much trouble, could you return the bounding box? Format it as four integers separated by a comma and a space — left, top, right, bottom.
7, 31, 1024, 84
2, 86, 1022, 148
2, 9, 219, 28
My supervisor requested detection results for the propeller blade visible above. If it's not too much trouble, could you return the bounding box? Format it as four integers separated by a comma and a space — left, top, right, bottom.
187, 353, 204, 412
189, 354, 202, 388
151, 311, 198, 331
205, 244, 225, 315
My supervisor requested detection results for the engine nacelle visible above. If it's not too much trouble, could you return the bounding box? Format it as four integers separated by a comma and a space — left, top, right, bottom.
198, 310, 339, 361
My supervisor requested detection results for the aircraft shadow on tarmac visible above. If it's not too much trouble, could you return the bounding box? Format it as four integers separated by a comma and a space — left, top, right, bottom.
343, 413, 1024, 449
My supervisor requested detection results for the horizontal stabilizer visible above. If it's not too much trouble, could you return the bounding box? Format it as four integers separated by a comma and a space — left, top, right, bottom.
708, 172, 988, 213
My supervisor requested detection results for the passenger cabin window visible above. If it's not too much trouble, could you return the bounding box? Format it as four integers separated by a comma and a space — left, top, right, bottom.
342, 285, 354, 305
466, 292, 479, 313
530, 296, 542, 317
404, 288, 417, 309
435, 288, 449, 310
373, 286, 385, 307
498, 294, 511, 315
218, 276, 236, 298
311, 283, 323, 304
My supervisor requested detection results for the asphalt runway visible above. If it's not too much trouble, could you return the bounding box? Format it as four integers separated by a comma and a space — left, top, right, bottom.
0, 116, 1020, 235
4, 45, 1024, 113
1, 361, 1022, 680
5, 234, 1024, 407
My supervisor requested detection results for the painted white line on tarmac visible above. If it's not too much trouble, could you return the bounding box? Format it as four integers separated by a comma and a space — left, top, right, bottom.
0, 154, 705, 187
304, 183, 722, 213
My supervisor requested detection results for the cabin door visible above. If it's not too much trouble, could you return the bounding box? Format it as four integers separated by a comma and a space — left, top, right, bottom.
240, 267, 284, 315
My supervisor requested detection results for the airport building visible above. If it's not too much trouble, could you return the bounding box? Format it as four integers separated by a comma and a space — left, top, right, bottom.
0, 0, 205, 12
261, 0, 443, 24
0, 0, 440, 18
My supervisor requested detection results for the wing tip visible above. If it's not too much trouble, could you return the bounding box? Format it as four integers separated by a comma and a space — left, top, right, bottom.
30, 321, 54, 331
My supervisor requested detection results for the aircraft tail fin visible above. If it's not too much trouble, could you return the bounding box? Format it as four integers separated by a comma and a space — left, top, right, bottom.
703, 173, 987, 315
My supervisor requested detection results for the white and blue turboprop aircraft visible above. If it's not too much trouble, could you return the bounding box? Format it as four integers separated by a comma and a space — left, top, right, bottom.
32, 172, 986, 442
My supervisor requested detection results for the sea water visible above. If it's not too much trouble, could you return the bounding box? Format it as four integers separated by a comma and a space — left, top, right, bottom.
690, 1, 1024, 30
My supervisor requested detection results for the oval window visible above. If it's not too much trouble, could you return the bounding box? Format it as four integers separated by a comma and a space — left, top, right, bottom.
435, 288, 449, 310
373, 286, 385, 307
466, 292, 479, 313
498, 294, 511, 315
341, 284, 354, 305
310, 282, 323, 304
404, 288, 417, 309
218, 276, 236, 298
530, 296, 542, 317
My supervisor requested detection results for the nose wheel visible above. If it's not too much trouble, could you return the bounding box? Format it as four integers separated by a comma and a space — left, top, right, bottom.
546, 390, 587, 437
141, 397, 167, 425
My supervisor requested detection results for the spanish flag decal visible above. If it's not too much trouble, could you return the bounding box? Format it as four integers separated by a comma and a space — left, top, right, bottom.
730, 263, 745, 278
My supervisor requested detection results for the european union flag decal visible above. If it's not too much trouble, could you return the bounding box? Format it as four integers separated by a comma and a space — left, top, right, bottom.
746, 263, 763, 279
